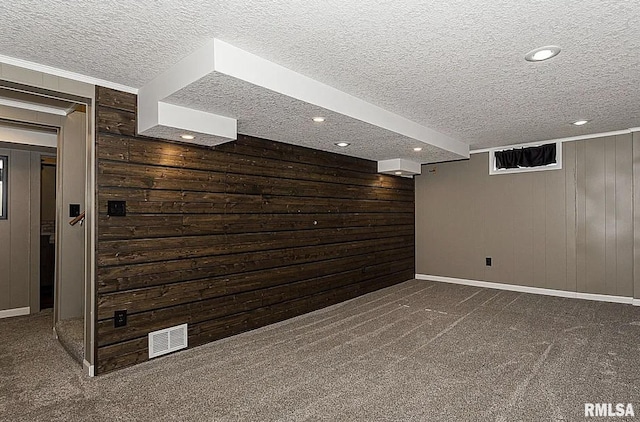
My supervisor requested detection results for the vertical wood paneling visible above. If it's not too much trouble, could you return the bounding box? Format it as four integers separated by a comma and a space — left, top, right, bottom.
511, 172, 534, 288
531, 173, 546, 288
564, 142, 577, 293
417, 151, 571, 290
614, 135, 633, 297
0, 148, 52, 313
545, 163, 567, 290
417, 155, 486, 281
483, 167, 515, 284
576, 135, 633, 296
0, 150, 11, 310
464, 153, 489, 279
575, 141, 587, 293
604, 138, 617, 294
584, 138, 607, 294
416, 136, 635, 298
9, 150, 30, 308
95, 87, 414, 374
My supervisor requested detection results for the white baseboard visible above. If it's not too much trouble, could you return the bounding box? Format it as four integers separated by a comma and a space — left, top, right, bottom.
83, 360, 95, 377
415, 274, 638, 306
0, 307, 30, 319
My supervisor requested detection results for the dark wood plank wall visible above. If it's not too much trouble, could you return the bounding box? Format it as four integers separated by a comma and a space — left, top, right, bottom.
94, 87, 415, 374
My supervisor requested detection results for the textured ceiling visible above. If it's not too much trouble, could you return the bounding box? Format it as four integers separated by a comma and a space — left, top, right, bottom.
1, 0, 639, 155
167, 72, 460, 162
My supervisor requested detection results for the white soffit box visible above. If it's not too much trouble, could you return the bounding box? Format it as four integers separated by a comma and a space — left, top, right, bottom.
378, 159, 421, 177
138, 39, 236, 146
138, 38, 469, 160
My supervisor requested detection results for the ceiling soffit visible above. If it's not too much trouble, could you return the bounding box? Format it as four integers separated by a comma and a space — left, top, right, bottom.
137, 38, 469, 166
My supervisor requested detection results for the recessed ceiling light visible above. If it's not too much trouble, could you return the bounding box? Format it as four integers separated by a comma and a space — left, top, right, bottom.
572, 120, 589, 126
413, 147, 423, 152
395, 171, 402, 175
525, 45, 561, 62
335, 142, 350, 147
180, 134, 195, 140
313, 117, 325, 123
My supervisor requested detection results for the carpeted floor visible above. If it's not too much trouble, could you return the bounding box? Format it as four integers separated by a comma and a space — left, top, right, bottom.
1, 279, 639, 421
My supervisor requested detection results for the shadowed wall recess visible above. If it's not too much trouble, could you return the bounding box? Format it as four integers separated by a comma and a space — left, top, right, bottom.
94, 87, 415, 374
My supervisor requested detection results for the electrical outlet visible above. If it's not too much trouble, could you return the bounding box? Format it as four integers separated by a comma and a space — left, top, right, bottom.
486, 257, 492, 267
107, 200, 126, 217
114, 310, 127, 328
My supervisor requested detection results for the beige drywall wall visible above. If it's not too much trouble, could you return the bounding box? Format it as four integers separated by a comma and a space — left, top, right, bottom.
416, 134, 635, 297
56, 111, 86, 320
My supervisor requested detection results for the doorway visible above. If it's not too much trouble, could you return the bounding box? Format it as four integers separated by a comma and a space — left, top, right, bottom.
0, 78, 93, 373
0, 125, 57, 319
40, 156, 56, 310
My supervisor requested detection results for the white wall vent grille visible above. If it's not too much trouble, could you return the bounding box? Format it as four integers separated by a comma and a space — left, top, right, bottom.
148, 323, 188, 359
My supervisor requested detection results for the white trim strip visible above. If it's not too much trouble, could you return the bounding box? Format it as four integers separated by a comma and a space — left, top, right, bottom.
0, 306, 30, 319
83, 360, 95, 377
0, 97, 68, 116
470, 129, 632, 154
415, 274, 637, 305
0, 54, 137, 94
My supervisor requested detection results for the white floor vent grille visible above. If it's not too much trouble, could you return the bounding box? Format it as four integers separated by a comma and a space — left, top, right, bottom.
148, 323, 188, 359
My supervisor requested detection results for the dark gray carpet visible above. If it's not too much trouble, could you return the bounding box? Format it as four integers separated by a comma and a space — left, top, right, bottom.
1, 279, 639, 421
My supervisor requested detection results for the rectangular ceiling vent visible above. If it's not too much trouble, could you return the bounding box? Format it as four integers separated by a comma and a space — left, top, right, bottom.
148, 323, 188, 359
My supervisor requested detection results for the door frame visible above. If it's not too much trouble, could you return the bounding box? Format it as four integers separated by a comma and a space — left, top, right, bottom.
0, 78, 96, 376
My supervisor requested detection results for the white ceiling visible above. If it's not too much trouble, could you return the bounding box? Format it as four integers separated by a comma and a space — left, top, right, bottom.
1, 0, 639, 163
